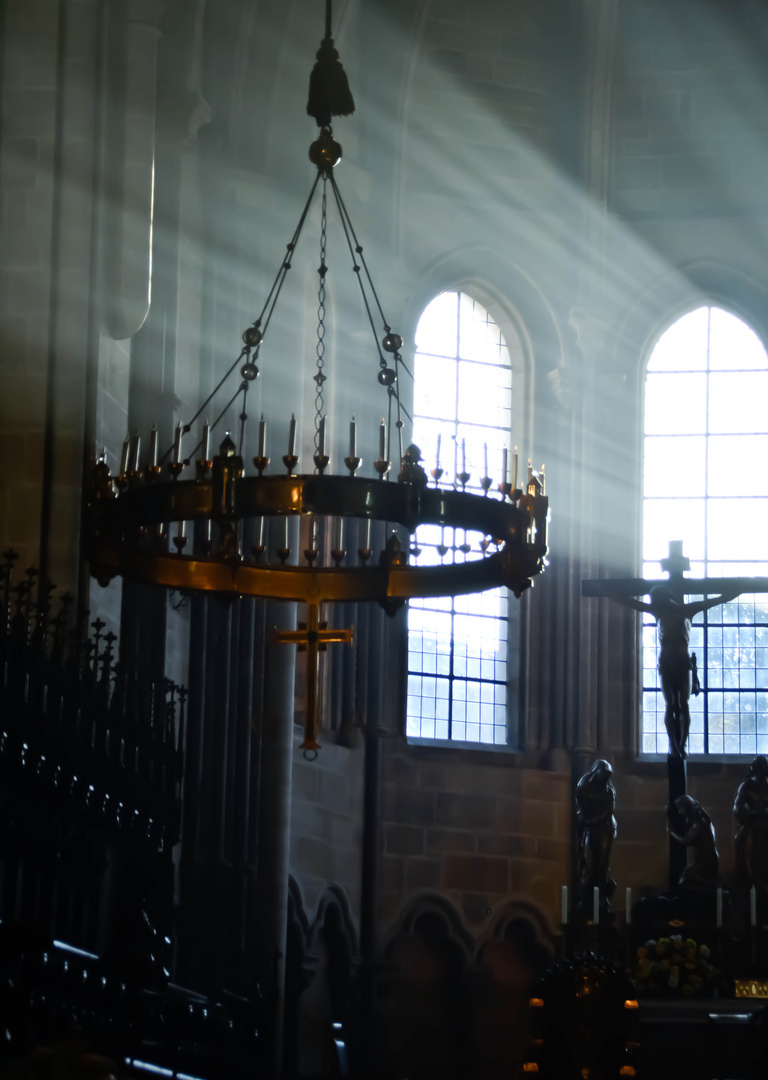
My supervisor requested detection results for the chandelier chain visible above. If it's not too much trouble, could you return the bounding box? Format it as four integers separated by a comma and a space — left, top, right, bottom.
314, 179, 328, 453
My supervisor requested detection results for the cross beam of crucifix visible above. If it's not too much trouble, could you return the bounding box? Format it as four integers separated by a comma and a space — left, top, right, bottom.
273, 603, 354, 752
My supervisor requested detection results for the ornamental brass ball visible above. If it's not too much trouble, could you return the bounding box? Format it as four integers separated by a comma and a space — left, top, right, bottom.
382, 332, 403, 353
309, 132, 342, 172
242, 325, 263, 347
377, 367, 397, 387
241, 361, 260, 381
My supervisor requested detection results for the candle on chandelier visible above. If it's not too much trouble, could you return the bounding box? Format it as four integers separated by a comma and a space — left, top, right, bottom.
561, 885, 568, 925
177, 518, 185, 542
379, 418, 386, 460
334, 515, 345, 552
436, 432, 441, 470
540, 463, 545, 494
318, 415, 326, 457
258, 415, 266, 458
512, 446, 518, 489
716, 887, 723, 928
349, 416, 356, 458
363, 516, 372, 552
202, 420, 210, 461
288, 414, 296, 456
483, 442, 488, 479
625, 887, 632, 925
502, 447, 508, 485
120, 434, 130, 475
592, 886, 599, 925
173, 422, 182, 464
461, 438, 466, 475
149, 426, 158, 467
130, 432, 141, 472
527, 458, 533, 485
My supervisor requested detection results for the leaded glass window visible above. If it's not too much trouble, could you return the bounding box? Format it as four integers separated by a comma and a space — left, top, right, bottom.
642, 306, 768, 754
406, 292, 515, 745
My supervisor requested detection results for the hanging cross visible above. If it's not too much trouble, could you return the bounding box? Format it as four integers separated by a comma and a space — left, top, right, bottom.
273, 603, 354, 752
583, 539, 768, 889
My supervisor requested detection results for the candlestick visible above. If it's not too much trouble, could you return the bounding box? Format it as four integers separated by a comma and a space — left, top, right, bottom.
319, 415, 326, 457
540, 463, 545, 494
130, 432, 141, 473
363, 517, 371, 551
561, 885, 568, 925
593, 886, 599, 925
258, 416, 266, 458
751, 885, 757, 927
349, 416, 356, 458
288, 414, 296, 457
436, 433, 441, 470
483, 442, 488, 479
625, 887, 632, 925
119, 434, 130, 475
716, 887, 723, 928
527, 458, 533, 485
379, 418, 386, 460
512, 446, 518, 490
149, 426, 158, 467
462, 438, 466, 475
173, 422, 182, 465
502, 447, 508, 485
201, 420, 210, 461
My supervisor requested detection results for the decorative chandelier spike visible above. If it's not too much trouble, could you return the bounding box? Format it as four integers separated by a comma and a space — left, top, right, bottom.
86, 2, 550, 752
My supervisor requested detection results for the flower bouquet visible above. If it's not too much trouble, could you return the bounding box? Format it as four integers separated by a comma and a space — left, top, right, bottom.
632, 935, 717, 998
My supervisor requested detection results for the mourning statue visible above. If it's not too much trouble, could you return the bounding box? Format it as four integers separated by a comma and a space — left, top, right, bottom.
615, 584, 738, 758
575, 760, 617, 912
734, 755, 768, 901
669, 794, 719, 894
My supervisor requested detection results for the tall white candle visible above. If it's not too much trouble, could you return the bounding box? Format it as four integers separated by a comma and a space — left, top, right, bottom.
288, 414, 296, 456
483, 442, 488, 478
512, 446, 518, 490
593, 886, 600, 925
173, 422, 182, 464
349, 416, 356, 458
461, 438, 466, 474
379, 419, 386, 460
258, 416, 266, 458
202, 420, 210, 461
436, 433, 441, 470
502, 447, 508, 485
363, 517, 372, 552
561, 885, 568, 925
318, 416, 326, 457
716, 887, 723, 928
130, 432, 141, 472
120, 434, 130, 475
625, 887, 632, 925
149, 426, 158, 467
751, 885, 757, 927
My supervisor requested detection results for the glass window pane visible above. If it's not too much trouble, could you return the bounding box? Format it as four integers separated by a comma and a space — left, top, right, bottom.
644, 435, 706, 497
709, 308, 768, 371
647, 307, 709, 373
708, 371, 768, 433
708, 435, 768, 497
643, 499, 705, 562
415, 291, 458, 355
706, 499, 768, 561
645, 373, 707, 434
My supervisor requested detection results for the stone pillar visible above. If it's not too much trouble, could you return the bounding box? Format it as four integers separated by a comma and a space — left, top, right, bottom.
254, 593, 297, 1078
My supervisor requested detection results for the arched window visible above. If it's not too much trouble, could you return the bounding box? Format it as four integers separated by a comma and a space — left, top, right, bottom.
642, 305, 768, 754
406, 291, 516, 745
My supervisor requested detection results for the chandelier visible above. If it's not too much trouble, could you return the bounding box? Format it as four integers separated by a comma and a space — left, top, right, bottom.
87, 3, 550, 752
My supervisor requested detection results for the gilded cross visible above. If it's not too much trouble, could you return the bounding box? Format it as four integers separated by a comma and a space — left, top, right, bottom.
273, 603, 354, 751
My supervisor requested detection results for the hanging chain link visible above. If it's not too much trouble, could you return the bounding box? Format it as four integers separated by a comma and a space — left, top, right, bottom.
313, 178, 328, 452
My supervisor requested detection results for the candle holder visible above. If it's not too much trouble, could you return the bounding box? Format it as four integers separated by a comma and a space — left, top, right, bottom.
431, 466, 444, 485
344, 455, 362, 476
498, 480, 512, 500
145, 464, 162, 482
276, 545, 291, 565
331, 547, 346, 566
304, 547, 319, 566
457, 470, 470, 489
480, 476, 492, 494
357, 545, 372, 564
252, 543, 266, 561
313, 452, 330, 474
374, 458, 390, 479
168, 461, 184, 480
282, 454, 299, 475
196, 458, 213, 480
114, 473, 130, 492
253, 454, 270, 476
172, 533, 188, 553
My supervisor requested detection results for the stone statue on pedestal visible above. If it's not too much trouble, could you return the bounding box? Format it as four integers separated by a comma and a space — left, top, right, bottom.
575, 760, 616, 913
669, 794, 718, 894
734, 755, 768, 902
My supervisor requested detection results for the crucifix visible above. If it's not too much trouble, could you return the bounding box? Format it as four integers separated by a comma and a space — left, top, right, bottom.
583, 540, 768, 889
273, 602, 354, 753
